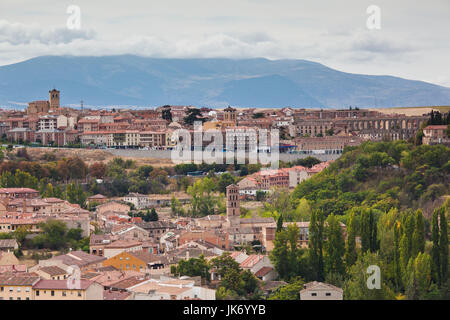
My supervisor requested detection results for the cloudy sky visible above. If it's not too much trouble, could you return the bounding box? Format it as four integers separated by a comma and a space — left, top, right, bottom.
1, 0, 449, 86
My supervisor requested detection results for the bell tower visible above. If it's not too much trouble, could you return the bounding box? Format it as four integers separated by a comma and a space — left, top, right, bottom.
226, 184, 240, 230
49, 89, 60, 110
223, 106, 237, 127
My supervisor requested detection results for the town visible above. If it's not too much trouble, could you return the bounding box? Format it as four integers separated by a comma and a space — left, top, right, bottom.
2, 89, 448, 152
0, 89, 448, 301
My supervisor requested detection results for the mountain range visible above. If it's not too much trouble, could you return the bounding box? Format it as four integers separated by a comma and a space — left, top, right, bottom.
0, 55, 449, 109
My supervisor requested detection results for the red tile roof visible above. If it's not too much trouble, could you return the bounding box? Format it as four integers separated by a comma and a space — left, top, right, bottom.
33, 279, 94, 290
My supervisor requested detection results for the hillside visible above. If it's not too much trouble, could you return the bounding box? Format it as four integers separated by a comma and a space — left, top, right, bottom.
1, 55, 450, 108
291, 141, 450, 218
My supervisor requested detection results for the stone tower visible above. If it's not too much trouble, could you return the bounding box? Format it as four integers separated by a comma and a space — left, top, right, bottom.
226, 184, 240, 230
49, 89, 60, 110
223, 106, 237, 127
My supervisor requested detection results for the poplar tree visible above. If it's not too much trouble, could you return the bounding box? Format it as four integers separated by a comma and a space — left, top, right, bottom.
431, 209, 441, 285
345, 211, 358, 268
325, 214, 345, 276
369, 210, 378, 252
360, 209, 371, 253
309, 209, 324, 281
412, 209, 425, 258
276, 215, 284, 232
439, 209, 448, 285
400, 213, 415, 270
393, 221, 402, 290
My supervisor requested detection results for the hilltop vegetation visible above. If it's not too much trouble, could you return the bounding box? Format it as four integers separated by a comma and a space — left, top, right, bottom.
292, 140, 449, 217
267, 141, 449, 300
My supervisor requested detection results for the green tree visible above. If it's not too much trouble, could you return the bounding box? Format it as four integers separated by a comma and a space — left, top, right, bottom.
309, 209, 325, 281
218, 172, 235, 193
161, 106, 173, 122
411, 209, 425, 258
431, 209, 441, 285
276, 215, 283, 232
345, 211, 358, 268
13, 226, 29, 247
270, 227, 290, 280
35, 220, 68, 250
149, 208, 159, 221
172, 255, 210, 281
344, 252, 395, 300
268, 278, 305, 300
325, 214, 345, 276
439, 208, 448, 285
393, 221, 402, 290
405, 252, 432, 300
360, 209, 371, 253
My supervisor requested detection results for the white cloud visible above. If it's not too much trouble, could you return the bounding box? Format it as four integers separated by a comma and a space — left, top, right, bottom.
0, 0, 449, 88
0, 20, 95, 45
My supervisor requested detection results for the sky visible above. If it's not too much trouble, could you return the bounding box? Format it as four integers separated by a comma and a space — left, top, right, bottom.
1, 0, 450, 86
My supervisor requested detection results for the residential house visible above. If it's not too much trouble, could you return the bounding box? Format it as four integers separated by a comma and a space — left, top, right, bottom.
299, 281, 343, 300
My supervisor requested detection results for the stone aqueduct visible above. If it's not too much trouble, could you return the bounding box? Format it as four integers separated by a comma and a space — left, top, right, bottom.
342, 116, 428, 140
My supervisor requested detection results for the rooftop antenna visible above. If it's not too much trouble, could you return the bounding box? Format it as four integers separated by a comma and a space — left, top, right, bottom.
80, 99, 84, 111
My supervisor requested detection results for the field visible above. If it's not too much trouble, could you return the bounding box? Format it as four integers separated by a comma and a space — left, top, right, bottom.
369, 106, 450, 116
22, 147, 176, 167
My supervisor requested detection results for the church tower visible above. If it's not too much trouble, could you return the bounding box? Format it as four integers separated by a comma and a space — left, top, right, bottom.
49, 89, 60, 110
226, 184, 240, 230
222, 106, 237, 127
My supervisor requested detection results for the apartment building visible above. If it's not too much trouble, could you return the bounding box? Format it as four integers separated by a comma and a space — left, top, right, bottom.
33, 279, 103, 300
0, 275, 40, 300
38, 115, 58, 130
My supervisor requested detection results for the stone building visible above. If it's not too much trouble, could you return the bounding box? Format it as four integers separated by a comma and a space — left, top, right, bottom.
27, 89, 60, 115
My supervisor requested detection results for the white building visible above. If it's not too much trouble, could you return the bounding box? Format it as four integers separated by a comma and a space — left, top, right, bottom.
300, 281, 343, 300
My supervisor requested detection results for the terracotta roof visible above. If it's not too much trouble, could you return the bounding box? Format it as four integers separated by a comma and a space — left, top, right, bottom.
105, 240, 142, 249
0, 239, 18, 248
88, 194, 107, 200
301, 281, 343, 293
254, 266, 274, 277
108, 277, 146, 290
0, 275, 40, 286
103, 290, 131, 300
240, 255, 265, 268
0, 188, 39, 194
51, 250, 106, 267
0, 264, 27, 274
128, 250, 168, 264
39, 266, 67, 276
33, 279, 94, 290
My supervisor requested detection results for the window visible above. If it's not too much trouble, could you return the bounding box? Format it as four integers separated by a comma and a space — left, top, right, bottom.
51, 290, 55, 296
26, 287, 30, 292
9, 287, 13, 292
36, 290, 40, 296
62, 291, 66, 297
78, 291, 82, 297
17, 287, 21, 292
326, 293, 331, 296
311, 293, 317, 296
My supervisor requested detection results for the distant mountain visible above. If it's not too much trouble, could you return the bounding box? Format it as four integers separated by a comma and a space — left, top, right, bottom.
0, 55, 449, 108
